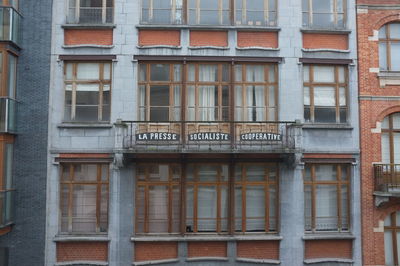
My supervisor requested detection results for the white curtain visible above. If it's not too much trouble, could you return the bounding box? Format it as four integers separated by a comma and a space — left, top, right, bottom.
197, 186, 217, 231
199, 65, 217, 121
148, 186, 168, 233
246, 186, 265, 231
246, 66, 265, 121
315, 185, 338, 230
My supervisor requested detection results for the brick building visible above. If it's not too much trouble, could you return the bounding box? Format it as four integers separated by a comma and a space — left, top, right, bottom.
357, 0, 400, 265
45, 1, 361, 266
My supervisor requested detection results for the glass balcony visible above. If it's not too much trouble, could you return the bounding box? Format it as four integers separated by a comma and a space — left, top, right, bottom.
0, 98, 16, 133
0, 190, 14, 227
0, 7, 21, 45
374, 164, 400, 193
66, 6, 113, 24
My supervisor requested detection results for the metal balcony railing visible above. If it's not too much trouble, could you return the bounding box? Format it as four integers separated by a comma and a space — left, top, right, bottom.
374, 164, 400, 193
116, 121, 301, 153
0, 7, 21, 45
0, 98, 16, 133
67, 7, 113, 24
0, 190, 14, 227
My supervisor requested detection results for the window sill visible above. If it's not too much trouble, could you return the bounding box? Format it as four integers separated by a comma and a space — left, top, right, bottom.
304, 258, 354, 264
237, 47, 279, 51
302, 123, 353, 130
131, 234, 282, 242
55, 261, 108, 266
135, 24, 281, 32
53, 235, 110, 242
237, 258, 280, 264
62, 24, 116, 29
186, 257, 228, 262
377, 71, 400, 87
302, 233, 354, 240
300, 28, 351, 34
189, 46, 229, 50
302, 48, 350, 53
132, 259, 179, 266
62, 44, 114, 49
58, 123, 113, 129
137, 45, 181, 49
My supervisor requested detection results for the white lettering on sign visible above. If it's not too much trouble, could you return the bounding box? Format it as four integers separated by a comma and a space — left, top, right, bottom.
136, 133, 179, 141
188, 132, 230, 141
240, 132, 282, 141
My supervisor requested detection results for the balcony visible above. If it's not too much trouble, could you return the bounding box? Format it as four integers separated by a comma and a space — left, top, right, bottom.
374, 164, 400, 206
66, 7, 113, 24
115, 121, 302, 153
0, 98, 16, 133
0, 7, 21, 45
0, 190, 14, 228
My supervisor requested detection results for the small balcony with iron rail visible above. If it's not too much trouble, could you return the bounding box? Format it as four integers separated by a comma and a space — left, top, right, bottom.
374, 164, 400, 206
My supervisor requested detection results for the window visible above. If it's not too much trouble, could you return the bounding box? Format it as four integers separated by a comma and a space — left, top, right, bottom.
235, 164, 278, 232
234, 64, 277, 121
64, 62, 111, 122
139, 63, 182, 121
60, 163, 109, 234
235, 0, 277, 26
135, 162, 278, 235
67, 0, 113, 24
381, 113, 400, 164
0, 143, 14, 226
304, 164, 350, 232
140, 0, 277, 26
187, 63, 230, 121
379, 23, 400, 71
0, 51, 17, 132
384, 211, 400, 265
0, 1, 18, 9
302, 0, 345, 29
303, 65, 347, 123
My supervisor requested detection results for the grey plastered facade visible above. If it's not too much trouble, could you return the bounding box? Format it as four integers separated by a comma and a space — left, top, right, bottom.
46, 0, 361, 266
0, 1, 53, 266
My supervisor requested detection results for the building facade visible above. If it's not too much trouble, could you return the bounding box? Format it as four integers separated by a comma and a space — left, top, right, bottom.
0, 0, 53, 266
46, 0, 361, 266
357, 0, 400, 265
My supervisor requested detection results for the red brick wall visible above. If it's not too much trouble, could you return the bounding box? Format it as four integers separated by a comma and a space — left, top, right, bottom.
304, 240, 352, 259
237, 31, 278, 48
138, 30, 181, 46
302, 33, 348, 50
237, 241, 279, 260
358, 5, 400, 265
190, 31, 228, 47
56, 242, 108, 262
187, 241, 227, 257
64, 29, 113, 46
134, 242, 178, 262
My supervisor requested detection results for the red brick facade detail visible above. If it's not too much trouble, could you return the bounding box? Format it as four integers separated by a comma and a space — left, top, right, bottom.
187, 241, 227, 257
302, 33, 348, 50
64, 29, 113, 46
236, 241, 279, 260
237, 31, 278, 48
357, 4, 400, 265
190, 31, 228, 47
304, 240, 352, 259
134, 242, 178, 262
138, 30, 181, 46
56, 242, 108, 262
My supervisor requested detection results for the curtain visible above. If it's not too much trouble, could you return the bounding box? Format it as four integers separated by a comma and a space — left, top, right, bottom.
246, 186, 265, 231
315, 185, 338, 230
197, 186, 217, 231
245, 66, 265, 121
149, 186, 168, 233
199, 65, 217, 121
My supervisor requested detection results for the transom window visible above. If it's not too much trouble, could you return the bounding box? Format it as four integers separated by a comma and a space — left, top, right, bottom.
304, 164, 350, 232
67, 0, 113, 24
64, 62, 112, 122
381, 113, 400, 164
141, 0, 277, 26
60, 163, 109, 234
384, 211, 400, 265
138, 62, 278, 122
379, 23, 400, 71
303, 65, 348, 123
302, 0, 345, 29
135, 163, 279, 235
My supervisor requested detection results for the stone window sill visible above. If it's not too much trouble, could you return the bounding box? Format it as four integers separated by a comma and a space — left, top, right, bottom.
55, 261, 108, 266
186, 257, 228, 262
53, 235, 110, 242
302, 123, 353, 130
132, 259, 179, 266
378, 71, 400, 87
302, 233, 355, 240
61, 24, 116, 29
304, 258, 354, 264
237, 258, 280, 264
62, 45, 114, 49
131, 234, 282, 242
136, 24, 281, 32
58, 123, 113, 129
300, 28, 351, 34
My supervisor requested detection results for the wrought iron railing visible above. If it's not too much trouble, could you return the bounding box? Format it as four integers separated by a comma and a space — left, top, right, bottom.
0, 190, 14, 227
374, 164, 400, 193
0, 7, 21, 45
117, 121, 301, 153
0, 98, 16, 133
67, 7, 113, 24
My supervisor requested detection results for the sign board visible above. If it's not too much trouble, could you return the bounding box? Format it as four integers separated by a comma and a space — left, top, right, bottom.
136, 132, 180, 141
240, 132, 282, 141
188, 132, 230, 141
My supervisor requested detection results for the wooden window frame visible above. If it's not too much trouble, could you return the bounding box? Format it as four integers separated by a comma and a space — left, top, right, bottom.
60, 163, 110, 234
0, 49, 18, 99
302, 0, 346, 29
141, 0, 183, 24
379, 23, 400, 71
134, 162, 279, 235
64, 61, 112, 122
234, 163, 279, 233
382, 113, 400, 164
304, 164, 351, 232
234, 63, 278, 122
303, 64, 348, 124
69, 0, 113, 24
234, 0, 277, 26
138, 63, 182, 122
385, 211, 400, 265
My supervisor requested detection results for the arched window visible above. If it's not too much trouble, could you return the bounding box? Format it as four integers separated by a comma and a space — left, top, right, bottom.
379, 23, 400, 71
381, 113, 400, 164
385, 211, 400, 265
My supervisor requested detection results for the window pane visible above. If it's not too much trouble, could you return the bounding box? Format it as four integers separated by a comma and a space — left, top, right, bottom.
149, 165, 169, 181
394, 132, 400, 164
150, 85, 169, 106
139, 64, 147, 81
341, 185, 349, 230
315, 185, 338, 231
149, 186, 168, 233
74, 164, 98, 181
198, 186, 217, 232
7, 54, 16, 98
303, 65, 310, 82
313, 66, 335, 83
246, 186, 265, 231
379, 42, 388, 70
304, 86, 310, 106
136, 186, 145, 233
304, 185, 312, 231
390, 42, 400, 71
99, 185, 108, 232
385, 230, 394, 266
235, 186, 242, 231
60, 184, 69, 232
150, 64, 170, 81
4, 144, 13, 190
77, 63, 99, 80
246, 65, 264, 82
269, 186, 277, 231
379, 26, 387, 39
390, 23, 400, 39
381, 132, 390, 164
72, 184, 97, 233
314, 87, 335, 106
235, 65, 242, 82
246, 165, 264, 181
393, 113, 400, 129
198, 165, 218, 182
315, 165, 337, 181
199, 65, 217, 82
172, 186, 180, 232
